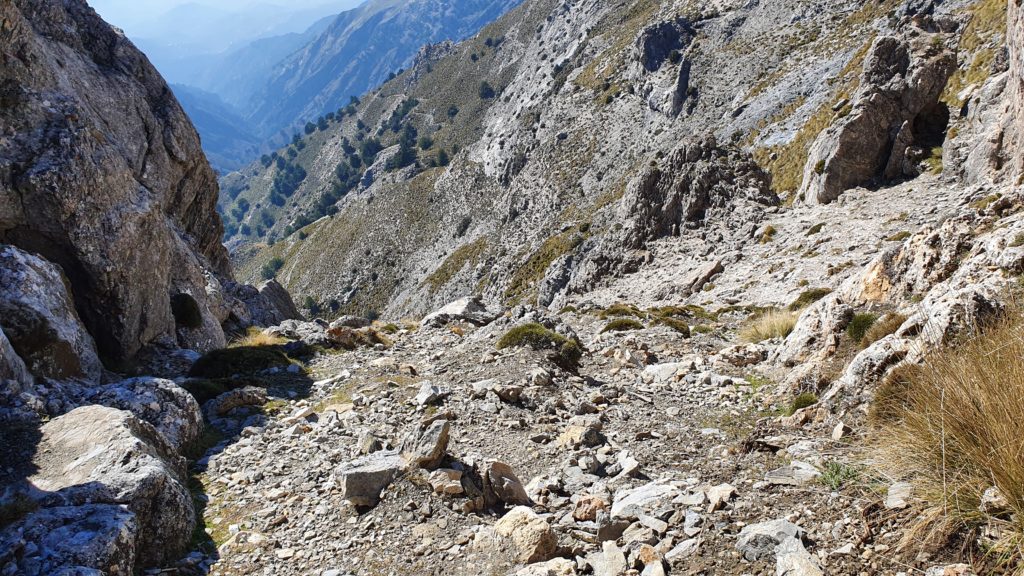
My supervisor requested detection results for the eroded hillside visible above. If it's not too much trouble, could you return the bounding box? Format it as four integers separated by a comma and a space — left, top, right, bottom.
222, 0, 1016, 324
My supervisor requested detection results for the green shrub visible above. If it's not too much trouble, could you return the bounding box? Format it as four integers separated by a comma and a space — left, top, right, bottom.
598, 303, 643, 319
261, 257, 286, 280
886, 231, 912, 242
188, 347, 294, 379
654, 316, 691, 337
820, 460, 859, 491
496, 323, 582, 368
601, 318, 644, 333
846, 312, 878, 343
785, 392, 819, 416
788, 288, 832, 311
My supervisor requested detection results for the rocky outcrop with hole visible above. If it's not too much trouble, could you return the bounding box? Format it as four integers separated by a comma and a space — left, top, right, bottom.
0, 0, 232, 365
799, 31, 956, 204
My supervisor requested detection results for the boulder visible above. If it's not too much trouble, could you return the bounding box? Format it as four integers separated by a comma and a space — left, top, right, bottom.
587, 541, 629, 576
0, 327, 35, 409
226, 280, 304, 327
4, 405, 194, 569
335, 450, 405, 507
330, 315, 372, 329
0, 245, 102, 382
773, 294, 852, 366
400, 419, 450, 469
0, 0, 235, 363
0, 504, 138, 576
483, 460, 531, 507
611, 482, 679, 520
87, 377, 203, 452
800, 34, 956, 203
421, 296, 502, 328
513, 558, 577, 576
736, 519, 806, 562
488, 506, 557, 564
203, 386, 268, 419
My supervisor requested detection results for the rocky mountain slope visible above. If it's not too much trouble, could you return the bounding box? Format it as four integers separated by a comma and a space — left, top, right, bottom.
2, 0, 1023, 575
243, 0, 525, 139
173, 84, 264, 173
225, 0, 1017, 322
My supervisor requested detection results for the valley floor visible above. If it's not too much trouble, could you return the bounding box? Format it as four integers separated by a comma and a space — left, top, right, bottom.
179, 303, 953, 576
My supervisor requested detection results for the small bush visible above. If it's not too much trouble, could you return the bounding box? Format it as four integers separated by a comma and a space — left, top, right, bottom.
188, 347, 294, 379
788, 288, 832, 311
692, 324, 714, 334
740, 309, 798, 343
846, 312, 878, 343
654, 316, 691, 337
886, 231, 912, 242
261, 257, 286, 280
759, 225, 778, 244
806, 222, 825, 236
785, 392, 818, 416
598, 303, 643, 318
871, 309, 1024, 562
601, 318, 644, 333
496, 323, 582, 369
820, 460, 859, 491
860, 312, 907, 348
814, 159, 826, 174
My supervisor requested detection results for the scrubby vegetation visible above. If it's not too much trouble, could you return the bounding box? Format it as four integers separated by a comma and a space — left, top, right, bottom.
601, 318, 644, 333
740, 309, 798, 343
788, 288, 832, 311
871, 309, 1024, 567
188, 347, 296, 379
496, 323, 583, 369
784, 392, 819, 416
860, 312, 906, 348
845, 312, 878, 343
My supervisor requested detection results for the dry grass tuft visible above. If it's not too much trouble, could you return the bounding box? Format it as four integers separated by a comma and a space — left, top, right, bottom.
860, 312, 907, 348
231, 327, 288, 348
740, 309, 799, 343
870, 309, 1024, 570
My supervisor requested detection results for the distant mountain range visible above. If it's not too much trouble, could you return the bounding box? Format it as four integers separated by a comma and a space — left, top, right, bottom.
155, 0, 522, 172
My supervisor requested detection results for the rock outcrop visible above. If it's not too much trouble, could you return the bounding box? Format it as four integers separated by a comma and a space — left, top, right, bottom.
0, 0, 232, 365
0, 245, 102, 382
800, 32, 956, 204
0, 406, 195, 572
1009, 0, 1023, 181
619, 136, 776, 249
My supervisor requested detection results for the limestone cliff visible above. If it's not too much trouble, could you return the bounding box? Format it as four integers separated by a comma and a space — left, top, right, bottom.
0, 0, 233, 365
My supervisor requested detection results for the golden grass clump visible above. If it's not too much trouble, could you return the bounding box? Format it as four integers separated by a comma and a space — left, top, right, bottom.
871, 309, 1024, 567
231, 327, 288, 348
740, 309, 799, 343
859, 312, 907, 348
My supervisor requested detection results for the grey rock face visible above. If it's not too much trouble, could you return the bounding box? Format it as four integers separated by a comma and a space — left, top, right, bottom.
1007, 0, 1023, 181
800, 33, 956, 203
0, 245, 102, 382
0, 0, 232, 365
619, 136, 776, 250
335, 450, 406, 507
421, 296, 502, 328
3, 405, 194, 571
86, 377, 203, 452
736, 519, 806, 562
0, 327, 34, 402
0, 504, 138, 576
